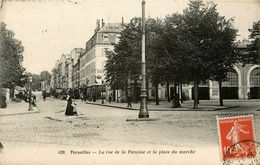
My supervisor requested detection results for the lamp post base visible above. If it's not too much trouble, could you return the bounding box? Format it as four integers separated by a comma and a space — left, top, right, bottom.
28, 102, 33, 111
138, 113, 149, 118
139, 94, 149, 118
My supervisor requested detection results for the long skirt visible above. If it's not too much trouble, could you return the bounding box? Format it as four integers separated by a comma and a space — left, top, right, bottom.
65, 102, 76, 116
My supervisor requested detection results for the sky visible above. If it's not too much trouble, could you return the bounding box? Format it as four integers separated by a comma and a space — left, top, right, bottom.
0, 0, 259, 74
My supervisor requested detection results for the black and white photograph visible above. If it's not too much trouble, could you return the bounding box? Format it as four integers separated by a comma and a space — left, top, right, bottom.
0, 0, 260, 164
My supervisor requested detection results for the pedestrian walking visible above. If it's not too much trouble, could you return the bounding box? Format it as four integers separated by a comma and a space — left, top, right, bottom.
127, 94, 132, 108
42, 91, 47, 101
80, 92, 84, 102
109, 94, 112, 103
65, 92, 77, 116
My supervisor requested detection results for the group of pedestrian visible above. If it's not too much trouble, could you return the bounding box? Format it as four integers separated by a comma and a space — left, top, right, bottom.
64, 92, 134, 116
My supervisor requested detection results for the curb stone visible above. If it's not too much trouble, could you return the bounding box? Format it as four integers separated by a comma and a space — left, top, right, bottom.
85, 101, 240, 111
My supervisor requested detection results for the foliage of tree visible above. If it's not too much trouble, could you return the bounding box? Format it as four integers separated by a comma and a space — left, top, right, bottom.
146, 18, 169, 105
164, 0, 238, 108
247, 20, 260, 64
17, 74, 29, 87
202, 4, 238, 106
105, 17, 168, 104
164, 13, 193, 103
105, 18, 142, 100
0, 22, 25, 89
105, 0, 242, 109
31, 74, 41, 90
40, 71, 52, 85
105, 50, 128, 90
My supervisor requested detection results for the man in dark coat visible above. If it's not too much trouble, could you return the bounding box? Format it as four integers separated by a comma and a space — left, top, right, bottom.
127, 94, 132, 108
42, 91, 47, 101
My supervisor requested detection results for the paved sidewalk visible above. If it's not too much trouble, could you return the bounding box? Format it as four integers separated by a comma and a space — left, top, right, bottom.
0, 101, 39, 116
84, 99, 239, 111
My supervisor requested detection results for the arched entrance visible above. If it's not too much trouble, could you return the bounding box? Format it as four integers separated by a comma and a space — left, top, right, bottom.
250, 67, 260, 99
192, 82, 210, 100
222, 69, 239, 99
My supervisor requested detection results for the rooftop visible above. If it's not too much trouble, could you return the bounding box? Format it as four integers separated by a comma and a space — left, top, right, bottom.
98, 23, 124, 33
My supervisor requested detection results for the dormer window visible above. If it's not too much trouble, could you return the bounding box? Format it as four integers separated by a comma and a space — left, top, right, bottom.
103, 34, 109, 43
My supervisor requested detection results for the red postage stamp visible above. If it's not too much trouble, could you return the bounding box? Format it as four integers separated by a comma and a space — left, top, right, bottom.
217, 115, 256, 161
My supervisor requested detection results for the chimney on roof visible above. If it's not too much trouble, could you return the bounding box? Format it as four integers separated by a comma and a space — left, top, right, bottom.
122, 17, 124, 25
95, 19, 100, 32
101, 19, 105, 27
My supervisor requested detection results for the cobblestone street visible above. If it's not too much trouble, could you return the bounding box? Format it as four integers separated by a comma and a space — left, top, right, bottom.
1, 95, 260, 165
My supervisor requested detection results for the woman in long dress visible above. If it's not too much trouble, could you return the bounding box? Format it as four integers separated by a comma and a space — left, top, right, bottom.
65, 94, 77, 116
226, 120, 249, 153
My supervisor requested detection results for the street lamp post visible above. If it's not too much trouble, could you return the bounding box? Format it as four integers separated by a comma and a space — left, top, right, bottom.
11, 82, 15, 100
28, 76, 33, 111
101, 79, 104, 104
139, 0, 149, 118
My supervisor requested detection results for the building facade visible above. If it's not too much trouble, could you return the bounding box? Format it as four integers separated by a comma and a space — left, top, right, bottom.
79, 20, 123, 100
51, 48, 84, 98
50, 24, 259, 102
151, 41, 260, 101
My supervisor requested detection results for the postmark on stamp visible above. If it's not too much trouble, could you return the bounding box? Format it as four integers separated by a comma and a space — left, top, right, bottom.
217, 115, 256, 162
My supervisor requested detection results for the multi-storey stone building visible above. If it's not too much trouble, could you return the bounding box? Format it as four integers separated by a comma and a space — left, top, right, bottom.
79, 20, 123, 100
57, 54, 67, 89
51, 48, 84, 97
50, 60, 60, 90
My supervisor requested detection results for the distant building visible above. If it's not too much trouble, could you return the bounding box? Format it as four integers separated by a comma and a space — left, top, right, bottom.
40, 81, 50, 91
51, 48, 84, 97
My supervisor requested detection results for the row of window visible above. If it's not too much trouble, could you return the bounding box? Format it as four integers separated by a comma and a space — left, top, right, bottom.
198, 67, 260, 87
222, 71, 238, 86
250, 67, 260, 86
218, 67, 260, 87
102, 34, 120, 43
80, 75, 96, 86
80, 62, 95, 79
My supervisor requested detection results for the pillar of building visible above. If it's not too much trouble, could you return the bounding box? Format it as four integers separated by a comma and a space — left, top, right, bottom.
188, 85, 192, 100
237, 65, 250, 100
209, 80, 219, 100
